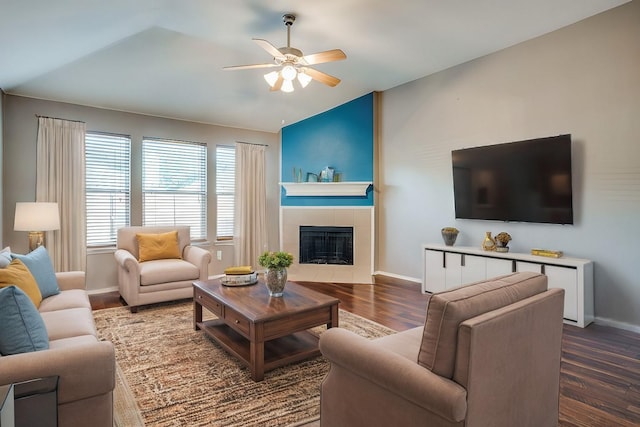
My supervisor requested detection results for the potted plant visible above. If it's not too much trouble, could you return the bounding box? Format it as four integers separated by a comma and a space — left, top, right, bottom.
258, 251, 294, 297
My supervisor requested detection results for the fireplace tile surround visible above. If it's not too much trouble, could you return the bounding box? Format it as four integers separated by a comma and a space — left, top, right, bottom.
280, 207, 374, 284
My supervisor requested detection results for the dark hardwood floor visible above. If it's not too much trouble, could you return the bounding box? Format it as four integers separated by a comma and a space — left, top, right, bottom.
90, 280, 640, 427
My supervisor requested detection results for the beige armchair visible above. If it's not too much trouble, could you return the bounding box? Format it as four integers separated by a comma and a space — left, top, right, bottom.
114, 226, 211, 312
319, 272, 565, 427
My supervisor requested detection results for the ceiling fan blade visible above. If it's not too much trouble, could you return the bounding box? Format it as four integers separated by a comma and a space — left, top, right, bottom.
223, 63, 278, 71
253, 38, 285, 60
302, 49, 346, 65
270, 74, 284, 92
302, 67, 341, 87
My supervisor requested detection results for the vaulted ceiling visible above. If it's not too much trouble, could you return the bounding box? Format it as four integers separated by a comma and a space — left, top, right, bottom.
0, 0, 628, 133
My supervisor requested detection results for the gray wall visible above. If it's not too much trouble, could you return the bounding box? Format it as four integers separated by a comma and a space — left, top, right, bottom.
377, 2, 640, 330
3, 95, 279, 291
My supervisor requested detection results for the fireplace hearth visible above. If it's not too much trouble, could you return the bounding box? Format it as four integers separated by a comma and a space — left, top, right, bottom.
299, 226, 353, 265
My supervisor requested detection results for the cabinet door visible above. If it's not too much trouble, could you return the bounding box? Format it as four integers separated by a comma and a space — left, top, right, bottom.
460, 254, 486, 285
445, 252, 463, 289
424, 250, 446, 293
516, 261, 543, 273
486, 258, 513, 279
546, 265, 578, 322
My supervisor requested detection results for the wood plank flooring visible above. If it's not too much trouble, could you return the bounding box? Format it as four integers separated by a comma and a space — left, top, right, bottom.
90, 280, 640, 426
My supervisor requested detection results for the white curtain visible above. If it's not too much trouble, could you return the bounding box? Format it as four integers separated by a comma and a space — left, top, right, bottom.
233, 142, 268, 269
36, 117, 87, 272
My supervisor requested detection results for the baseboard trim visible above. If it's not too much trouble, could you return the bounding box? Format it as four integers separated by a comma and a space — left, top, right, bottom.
594, 316, 640, 333
373, 271, 421, 287
87, 286, 118, 295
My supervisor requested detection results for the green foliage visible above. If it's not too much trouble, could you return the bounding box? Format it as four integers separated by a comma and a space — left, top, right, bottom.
258, 251, 294, 269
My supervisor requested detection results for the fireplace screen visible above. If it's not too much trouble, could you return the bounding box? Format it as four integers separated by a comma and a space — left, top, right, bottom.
299, 226, 353, 265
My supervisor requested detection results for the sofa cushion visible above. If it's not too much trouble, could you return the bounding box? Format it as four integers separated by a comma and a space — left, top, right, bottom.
0, 259, 42, 307
139, 259, 200, 286
136, 230, 181, 262
40, 307, 97, 341
13, 246, 60, 298
417, 272, 547, 378
38, 289, 92, 312
0, 286, 49, 355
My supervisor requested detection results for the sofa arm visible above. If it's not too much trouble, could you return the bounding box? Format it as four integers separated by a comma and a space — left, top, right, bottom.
114, 249, 140, 276
183, 245, 212, 280
319, 328, 467, 422
0, 341, 115, 405
55, 271, 86, 291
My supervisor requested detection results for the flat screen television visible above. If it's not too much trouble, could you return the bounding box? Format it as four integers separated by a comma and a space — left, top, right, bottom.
452, 134, 573, 224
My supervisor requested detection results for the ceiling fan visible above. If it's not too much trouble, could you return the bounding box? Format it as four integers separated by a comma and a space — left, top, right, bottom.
223, 13, 347, 93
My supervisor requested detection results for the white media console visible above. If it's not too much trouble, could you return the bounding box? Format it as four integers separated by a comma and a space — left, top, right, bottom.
422, 244, 594, 328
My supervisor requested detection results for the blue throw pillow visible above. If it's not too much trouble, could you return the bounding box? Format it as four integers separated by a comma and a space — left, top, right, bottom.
0, 286, 50, 356
12, 246, 60, 298
0, 247, 11, 268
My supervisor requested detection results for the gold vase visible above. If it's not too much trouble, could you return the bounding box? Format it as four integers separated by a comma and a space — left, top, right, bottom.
481, 232, 496, 251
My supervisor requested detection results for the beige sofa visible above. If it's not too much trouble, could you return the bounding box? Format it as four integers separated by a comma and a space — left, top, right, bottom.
0, 271, 115, 427
319, 272, 565, 427
114, 225, 212, 312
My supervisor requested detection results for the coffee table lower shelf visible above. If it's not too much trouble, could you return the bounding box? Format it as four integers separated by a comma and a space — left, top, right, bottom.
197, 319, 321, 375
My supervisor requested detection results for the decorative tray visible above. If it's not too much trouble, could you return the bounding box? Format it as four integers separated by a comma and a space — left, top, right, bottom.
220, 278, 259, 287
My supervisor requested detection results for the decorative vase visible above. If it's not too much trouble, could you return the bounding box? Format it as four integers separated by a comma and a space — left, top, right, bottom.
481, 232, 496, 251
441, 228, 459, 246
265, 267, 287, 297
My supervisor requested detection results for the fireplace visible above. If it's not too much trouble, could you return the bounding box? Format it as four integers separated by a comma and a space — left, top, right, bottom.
299, 226, 353, 265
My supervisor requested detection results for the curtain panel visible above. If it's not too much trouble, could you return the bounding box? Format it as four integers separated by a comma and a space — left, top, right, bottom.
233, 143, 267, 269
36, 117, 87, 271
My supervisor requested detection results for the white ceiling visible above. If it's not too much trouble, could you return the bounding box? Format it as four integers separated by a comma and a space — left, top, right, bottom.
0, 0, 628, 133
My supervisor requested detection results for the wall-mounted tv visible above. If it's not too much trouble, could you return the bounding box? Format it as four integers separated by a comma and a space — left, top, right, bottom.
452, 134, 573, 224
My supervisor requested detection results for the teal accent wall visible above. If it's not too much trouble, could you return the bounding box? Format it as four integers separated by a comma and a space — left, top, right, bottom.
281, 92, 374, 206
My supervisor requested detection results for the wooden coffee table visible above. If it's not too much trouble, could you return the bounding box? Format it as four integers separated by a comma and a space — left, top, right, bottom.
193, 278, 339, 381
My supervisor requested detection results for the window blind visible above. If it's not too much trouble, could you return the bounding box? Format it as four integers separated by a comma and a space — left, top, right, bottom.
216, 145, 235, 239
85, 132, 131, 247
142, 138, 207, 240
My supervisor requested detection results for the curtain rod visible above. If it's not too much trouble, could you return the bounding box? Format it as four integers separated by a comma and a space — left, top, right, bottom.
36, 115, 85, 124
236, 141, 269, 147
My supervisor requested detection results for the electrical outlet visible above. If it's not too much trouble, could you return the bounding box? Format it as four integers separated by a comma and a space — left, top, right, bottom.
216, 250, 222, 261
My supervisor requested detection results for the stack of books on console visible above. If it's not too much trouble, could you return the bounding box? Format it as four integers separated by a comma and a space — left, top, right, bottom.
222, 266, 258, 286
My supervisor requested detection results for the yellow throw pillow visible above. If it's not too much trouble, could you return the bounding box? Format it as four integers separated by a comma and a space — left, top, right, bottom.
0, 259, 43, 308
136, 231, 182, 262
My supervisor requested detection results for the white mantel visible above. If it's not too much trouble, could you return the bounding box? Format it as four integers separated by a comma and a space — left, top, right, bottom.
280, 182, 372, 197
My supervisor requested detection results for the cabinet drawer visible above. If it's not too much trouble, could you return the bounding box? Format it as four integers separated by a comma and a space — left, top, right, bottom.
224, 306, 250, 336
194, 289, 223, 316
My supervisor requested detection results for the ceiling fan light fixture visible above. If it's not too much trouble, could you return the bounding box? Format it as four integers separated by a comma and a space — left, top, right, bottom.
281, 79, 295, 93
297, 71, 312, 88
281, 65, 297, 81
264, 71, 279, 88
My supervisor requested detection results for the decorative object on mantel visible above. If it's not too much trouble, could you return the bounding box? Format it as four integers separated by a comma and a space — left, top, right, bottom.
258, 251, 294, 297
495, 232, 512, 252
441, 227, 459, 246
292, 167, 303, 183
319, 166, 335, 182
481, 231, 497, 251
306, 173, 318, 182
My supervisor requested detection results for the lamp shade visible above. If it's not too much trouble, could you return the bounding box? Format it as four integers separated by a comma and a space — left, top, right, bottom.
14, 202, 60, 231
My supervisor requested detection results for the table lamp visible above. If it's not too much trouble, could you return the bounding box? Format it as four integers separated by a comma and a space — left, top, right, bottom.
14, 202, 61, 251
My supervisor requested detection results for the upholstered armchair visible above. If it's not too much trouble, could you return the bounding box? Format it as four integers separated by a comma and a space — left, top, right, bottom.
114, 226, 211, 312
319, 272, 565, 427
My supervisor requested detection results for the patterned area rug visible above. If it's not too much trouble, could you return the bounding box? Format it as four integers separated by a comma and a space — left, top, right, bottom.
94, 300, 395, 426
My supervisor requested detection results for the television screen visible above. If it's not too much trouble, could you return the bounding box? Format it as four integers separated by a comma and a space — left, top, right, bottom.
452, 134, 573, 224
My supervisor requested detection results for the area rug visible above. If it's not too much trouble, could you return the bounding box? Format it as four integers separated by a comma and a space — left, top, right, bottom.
94, 301, 395, 426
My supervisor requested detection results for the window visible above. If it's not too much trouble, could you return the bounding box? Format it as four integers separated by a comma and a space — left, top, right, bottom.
216, 145, 235, 240
142, 138, 207, 240
85, 132, 131, 247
